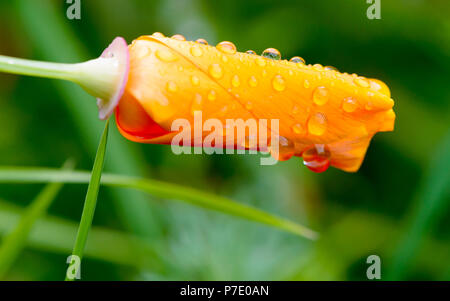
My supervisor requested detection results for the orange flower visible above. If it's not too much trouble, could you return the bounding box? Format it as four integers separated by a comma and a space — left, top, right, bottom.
116, 33, 395, 172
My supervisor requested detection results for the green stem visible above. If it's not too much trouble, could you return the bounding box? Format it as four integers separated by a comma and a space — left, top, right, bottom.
0, 55, 120, 101
65, 119, 110, 281
0, 55, 76, 81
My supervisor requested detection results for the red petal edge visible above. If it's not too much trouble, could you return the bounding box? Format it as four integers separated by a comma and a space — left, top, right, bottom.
96, 37, 130, 120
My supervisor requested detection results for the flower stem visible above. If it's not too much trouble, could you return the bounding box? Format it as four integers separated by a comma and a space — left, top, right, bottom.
0, 55, 77, 81
0, 55, 119, 101
0, 37, 129, 120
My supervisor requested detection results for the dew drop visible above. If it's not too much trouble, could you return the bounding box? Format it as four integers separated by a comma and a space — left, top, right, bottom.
191, 75, 200, 86
369, 79, 391, 97
303, 79, 310, 89
195, 38, 208, 45
342, 97, 357, 113
207, 90, 217, 101
209, 64, 223, 79
246, 50, 256, 55
290, 56, 305, 64
248, 76, 258, 87
152, 32, 165, 38
166, 81, 178, 93
245, 101, 253, 110
313, 64, 324, 71
272, 75, 286, 91
292, 123, 304, 135
171, 34, 186, 41
191, 93, 203, 115
231, 75, 240, 87
313, 86, 329, 106
262, 48, 281, 60
135, 45, 149, 59
190, 45, 203, 57
292, 105, 300, 115
354, 77, 370, 88
302, 144, 331, 173
216, 41, 237, 55
155, 49, 178, 62
256, 57, 267, 67
324, 65, 338, 71
307, 112, 327, 136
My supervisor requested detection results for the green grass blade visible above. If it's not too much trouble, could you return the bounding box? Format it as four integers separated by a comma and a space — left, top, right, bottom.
0, 160, 74, 279
106, 175, 318, 240
387, 131, 450, 280
65, 120, 109, 281
0, 200, 164, 274
0, 168, 318, 241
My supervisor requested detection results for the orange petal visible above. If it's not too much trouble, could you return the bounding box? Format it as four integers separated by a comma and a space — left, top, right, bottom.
116, 34, 396, 172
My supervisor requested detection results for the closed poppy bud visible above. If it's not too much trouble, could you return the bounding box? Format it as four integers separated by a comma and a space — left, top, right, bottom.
115, 34, 395, 172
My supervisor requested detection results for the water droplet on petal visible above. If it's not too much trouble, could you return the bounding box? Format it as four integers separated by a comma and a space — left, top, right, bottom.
191, 93, 203, 115
268, 136, 294, 161
135, 45, 149, 59
262, 48, 281, 60
248, 76, 258, 87
190, 45, 203, 57
313, 86, 329, 106
191, 75, 200, 86
246, 50, 256, 55
195, 38, 208, 45
245, 101, 253, 110
152, 32, 165, 38
354, 77, 370, 88
303, 79, 310, 89
307, 112, 327, 136
342, 97, 358, 112
369, 79, 391, 97
171, 34, 186, 41
272, 75, 285, 91
292, 105, 300, 115
209, 64, 223, 79
290, 56, 305, 64
292, 123, 304, 135
313, 64, 324, 71
208, 90, 217, 101
262, 69, 267, 77
155, 49, 178, 62
324, 65, 338, 71
256, 57, 267, 67
231, 75, 240, 87
302, 144, 331, 173
166, 81, 178, 93
216, 41, 237, 55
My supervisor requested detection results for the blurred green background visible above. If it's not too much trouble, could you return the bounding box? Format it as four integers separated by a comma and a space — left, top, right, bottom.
0, 0, 449, 280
